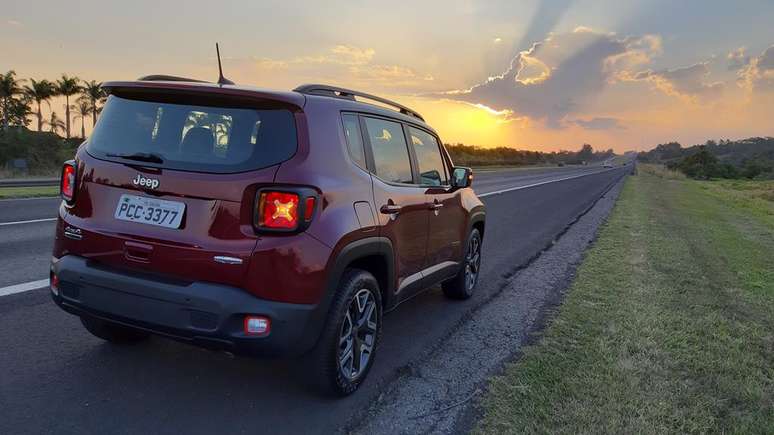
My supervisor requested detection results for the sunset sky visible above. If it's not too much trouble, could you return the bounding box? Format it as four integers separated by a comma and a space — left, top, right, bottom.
3, 0, 773, 152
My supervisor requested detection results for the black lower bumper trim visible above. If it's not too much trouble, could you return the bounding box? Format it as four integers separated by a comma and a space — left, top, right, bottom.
51, 255, 325, 357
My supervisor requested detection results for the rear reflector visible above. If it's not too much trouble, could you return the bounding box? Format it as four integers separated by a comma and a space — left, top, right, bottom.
304, 197, 316, 222
50, 272, 60, 296
244, 316, 271, 336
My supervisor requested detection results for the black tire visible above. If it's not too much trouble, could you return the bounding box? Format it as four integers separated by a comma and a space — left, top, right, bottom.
308, 269, 382, 396
442, 228, 482, 300
80, 316, 150, 344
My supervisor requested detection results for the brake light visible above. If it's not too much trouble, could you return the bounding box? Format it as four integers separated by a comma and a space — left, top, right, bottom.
61, 161, 76, 203
258, 191, 300, 229
253, 187, 319, 233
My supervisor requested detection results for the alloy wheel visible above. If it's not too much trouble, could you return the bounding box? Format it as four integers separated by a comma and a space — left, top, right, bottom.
338, 288, 378, 381
465, 234, 481, 291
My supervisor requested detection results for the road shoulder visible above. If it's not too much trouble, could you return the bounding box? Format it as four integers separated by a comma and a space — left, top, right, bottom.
348, 173, 627, 434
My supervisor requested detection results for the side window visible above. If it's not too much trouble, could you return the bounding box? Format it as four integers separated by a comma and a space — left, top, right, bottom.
363, 117, 414, 184
342, 114, 366, 168
409, 127, 448, 186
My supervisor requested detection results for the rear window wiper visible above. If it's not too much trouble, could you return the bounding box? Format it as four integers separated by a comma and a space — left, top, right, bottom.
106, 152, 165, 164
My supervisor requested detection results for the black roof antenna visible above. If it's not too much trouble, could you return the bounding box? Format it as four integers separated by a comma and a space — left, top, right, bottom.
215, 43, 235, 85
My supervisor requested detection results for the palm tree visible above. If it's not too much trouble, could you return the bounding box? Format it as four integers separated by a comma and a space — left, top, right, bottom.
6, 95, 33, 130
56, 74, 82, 138
46, 111, 66, 135
81, 80, 105, 128
0, 70, 24, 131
24, 79, 56, 132
73, 99, 91, 139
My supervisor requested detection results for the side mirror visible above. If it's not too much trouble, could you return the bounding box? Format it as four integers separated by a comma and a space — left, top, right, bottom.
452, 166, 473, 188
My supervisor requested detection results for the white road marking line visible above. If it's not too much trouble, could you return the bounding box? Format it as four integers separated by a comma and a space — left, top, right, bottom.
0, 279, 49, 297
479, 168, 617, 197
0, 217, 57, 227
0, 196, 60, 202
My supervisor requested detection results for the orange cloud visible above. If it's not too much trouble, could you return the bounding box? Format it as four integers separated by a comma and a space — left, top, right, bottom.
242, 45, 434, 92
737, 45, 774, 93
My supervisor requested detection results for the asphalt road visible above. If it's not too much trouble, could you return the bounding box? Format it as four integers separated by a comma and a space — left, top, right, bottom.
0, 164, 612, 289
0, 164, 629, 434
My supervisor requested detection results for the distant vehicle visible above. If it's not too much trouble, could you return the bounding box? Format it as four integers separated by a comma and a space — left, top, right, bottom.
49, 77, 486, 396
603, 161, 614, 168
557, 162, 565, 167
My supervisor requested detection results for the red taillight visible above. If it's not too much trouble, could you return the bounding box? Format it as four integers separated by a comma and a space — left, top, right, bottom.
253, 187, 319, 233
258, 191, 300, 229
61, 161, 76, 202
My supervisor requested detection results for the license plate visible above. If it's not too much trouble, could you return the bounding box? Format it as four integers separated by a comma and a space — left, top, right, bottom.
114, 194, 185, 229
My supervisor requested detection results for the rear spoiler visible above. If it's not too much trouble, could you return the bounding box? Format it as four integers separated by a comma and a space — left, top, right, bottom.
137, 75, 208, 83
101, 80, 306, 110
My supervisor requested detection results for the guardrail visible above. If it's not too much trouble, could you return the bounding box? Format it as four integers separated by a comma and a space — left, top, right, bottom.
0, 178, 59, 187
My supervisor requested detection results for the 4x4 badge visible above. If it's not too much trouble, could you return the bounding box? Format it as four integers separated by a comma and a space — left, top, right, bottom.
132, 174, 160, 190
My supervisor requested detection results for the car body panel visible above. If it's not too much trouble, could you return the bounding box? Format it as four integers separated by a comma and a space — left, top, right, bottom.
370, 179, 430, 299
53, 150, 278, 289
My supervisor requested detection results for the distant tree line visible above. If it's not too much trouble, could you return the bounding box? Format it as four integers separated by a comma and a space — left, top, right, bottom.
637, 138, 774, 180
0, 70, 106, 139
446, 143, 615, 167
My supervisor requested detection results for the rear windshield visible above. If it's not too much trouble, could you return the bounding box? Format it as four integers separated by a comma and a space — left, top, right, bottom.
87, 95, 297, 173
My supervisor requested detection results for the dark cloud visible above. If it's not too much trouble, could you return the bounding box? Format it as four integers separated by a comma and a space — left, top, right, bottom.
572, 117, 626, 130
433, 28, 659, 128
759, 45, 774, 69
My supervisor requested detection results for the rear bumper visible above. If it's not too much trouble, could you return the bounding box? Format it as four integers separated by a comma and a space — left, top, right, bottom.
51, 255, 325, 357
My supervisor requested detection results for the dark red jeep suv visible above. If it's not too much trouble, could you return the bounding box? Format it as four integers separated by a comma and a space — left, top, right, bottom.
51, 77, 485, 395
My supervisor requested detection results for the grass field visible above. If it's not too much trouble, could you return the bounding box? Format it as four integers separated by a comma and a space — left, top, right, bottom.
0, 186, 59, 199
476, 170, 774, 434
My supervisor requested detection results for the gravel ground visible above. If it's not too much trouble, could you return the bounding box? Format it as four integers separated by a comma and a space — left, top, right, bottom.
348, 175, 628, 435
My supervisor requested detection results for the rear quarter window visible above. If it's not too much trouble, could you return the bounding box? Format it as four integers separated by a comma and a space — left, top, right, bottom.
87, 95, 297, 173
342, 114, 366, 168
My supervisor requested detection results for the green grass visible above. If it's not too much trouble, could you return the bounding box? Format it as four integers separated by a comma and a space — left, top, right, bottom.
0, 169, 60, 178
0, 186, 59, 199
476, 172, 774, 434
638, 163, 687, 180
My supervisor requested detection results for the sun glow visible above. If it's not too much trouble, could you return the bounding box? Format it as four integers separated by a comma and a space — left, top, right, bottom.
401, 97, 516, 148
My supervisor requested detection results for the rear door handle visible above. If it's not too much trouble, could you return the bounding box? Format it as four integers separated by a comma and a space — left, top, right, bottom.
380, 204, 402, 215
429, 202, 444, 210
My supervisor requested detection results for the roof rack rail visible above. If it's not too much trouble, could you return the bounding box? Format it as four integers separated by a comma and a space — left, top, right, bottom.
293, 84, 425, 121
137, 75, 208, 83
